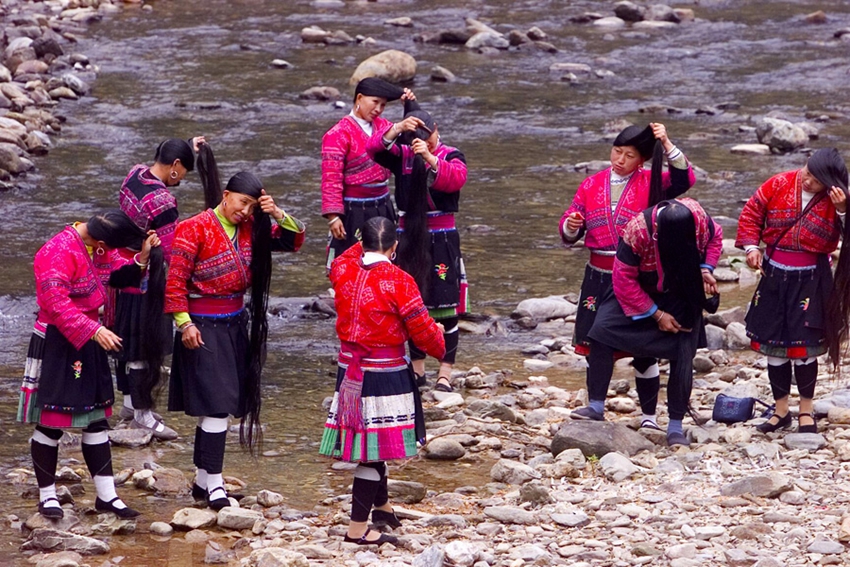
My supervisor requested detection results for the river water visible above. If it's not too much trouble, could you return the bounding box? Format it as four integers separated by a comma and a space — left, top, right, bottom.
1, 0, 850, 563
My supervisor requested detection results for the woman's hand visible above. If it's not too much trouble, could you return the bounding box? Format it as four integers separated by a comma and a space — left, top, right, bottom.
654, 310, 683, 333
650, 122, 673, 152
328, 215, 346, 240
139, 230, 161, 264
387, 116, 425, 140
435, 322, 445, 333
181, 325, 204, 349
412, 139, 437, 167
566, 212, 584, 232
401, 88, 416, 101
829, 186, 847, 214
702, 269, 718, 295
94, 326, 123, 352
258, 189, 284, 220
746, 248, 763, 272
192, 136, 206, 152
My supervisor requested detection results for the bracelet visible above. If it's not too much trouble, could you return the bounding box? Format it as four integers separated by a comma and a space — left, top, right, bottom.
654, 310, 665, 322
328, 216, 342, 226
133, 253, 148, 269
180, 322, 196, 331
93, 326, 103, 340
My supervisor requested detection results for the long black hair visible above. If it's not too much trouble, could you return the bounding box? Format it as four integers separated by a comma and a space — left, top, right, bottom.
88, 210, 166, 409
154, 138, 195, 172
362, 216, 398, 253
613, 125, 665, 207
196, 149, 271, 451
397, 155, 432, 297
656, 201, 705, 327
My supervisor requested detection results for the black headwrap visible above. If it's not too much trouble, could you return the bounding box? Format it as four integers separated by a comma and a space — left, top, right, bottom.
808, 148, 849, 192
613, 125, 656, 160
354, 77, 404, 102
398, 99, 436, 146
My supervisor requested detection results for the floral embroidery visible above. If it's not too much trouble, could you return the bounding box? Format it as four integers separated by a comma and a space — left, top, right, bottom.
583, 296, 597, 311
754, 291, 760, 307
800, 297, 810, 311
73, 361, 82, 380
435, 263, 449, 280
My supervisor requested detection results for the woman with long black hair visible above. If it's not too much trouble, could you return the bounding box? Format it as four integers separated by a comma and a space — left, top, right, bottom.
577, 198, 722, 447
737, 148, 849, 435
166, 145, 304, 510
367, 99, 468, 392
116, 136, 203, 440
19, 210, 164, 519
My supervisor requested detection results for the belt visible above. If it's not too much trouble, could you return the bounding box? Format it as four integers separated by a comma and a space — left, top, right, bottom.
589, 251, 615, 271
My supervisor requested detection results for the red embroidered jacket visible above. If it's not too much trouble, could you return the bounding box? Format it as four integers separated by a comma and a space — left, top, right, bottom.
613, 198, 722, 318
119, 164, 179, 263
321, 115, 394, 217
34, 226, 135, 350
559, 164, 695, 251
330, 243, 446, 359
735, 169, 841, 254
165, 210, 305, 314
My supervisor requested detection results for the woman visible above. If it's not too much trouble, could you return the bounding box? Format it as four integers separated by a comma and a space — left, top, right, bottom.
116, 136, 204, 440
19, 210, 164, 519
322, 78, 413, 269
579, 198, 721, 447
736, 148, 849, 434
367, 99, 468, 392
563, 124, 695, 429
166, 145, 305, 510
320, 217, 445, 545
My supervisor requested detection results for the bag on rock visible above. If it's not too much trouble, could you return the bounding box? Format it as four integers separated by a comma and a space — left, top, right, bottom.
712, 393, 772, 424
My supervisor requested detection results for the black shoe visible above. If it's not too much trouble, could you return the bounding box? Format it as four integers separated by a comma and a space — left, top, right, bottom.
192, 483, 207, 502
372, 508, 402, 529
756, 412, 792, 434
666, 431, 691, 447
571, 406, 604, 421
434, 376, 453, 392
38, 497, 64, 520
797, 412, 818, 434
207, 486, 231, 511
414, 373, 427, 388
343, 528, 398, 546
95, 497, 140, 519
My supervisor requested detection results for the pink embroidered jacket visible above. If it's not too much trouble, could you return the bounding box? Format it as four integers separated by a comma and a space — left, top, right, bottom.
34, 226, 134, 350
321, 115, 394, 217
559, 164, 695, 251
119, 164, 179, 263
613, 198, 722, 318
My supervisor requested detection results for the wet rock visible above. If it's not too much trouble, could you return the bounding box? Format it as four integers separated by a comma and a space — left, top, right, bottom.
218, 507, 263, 530
756, 117, 807, 153
430, 65, 456, 82
150, 521, 173, 536
387, 479, 426, 504
724, 322, 750, 350
32, 37, 64, 59
647, 4, 680, 23
483, 506, 536, 525
0, 143, 33, 174
257, 490, 285, 507
62, 74, 89, 96
552, 421, 654, 457
91, 515, 136, 536
805, 11, 828, 25
424, 438, 466, 460
248, 547, 309, 567
24, 510, 81, 534
34, 550, 84, 567
675, 8, 696, 22
465, 32, 509, 50
170, 508, 218, 530
14, 59, 49, 76
783, 432, 826, 451
301, 26, 330, 43
421, 29, 473, 45
614, 1, 646, 22
152, 467, 190, 495
490, 459, 541, 485
550, 62, 592, 75
527, 26, 547, 40
349, 49, 416, 86
720, 472, 793, 498
731, 144, 772, 155
385, 17, 413, 27
270, 59, 292, 69
21, 528, 109, 555
508, 30, 529, 46
299, 86, 340, 101
513, 295, 577, 321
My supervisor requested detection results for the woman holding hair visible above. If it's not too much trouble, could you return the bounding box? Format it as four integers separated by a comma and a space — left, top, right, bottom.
19, 210, 164, 519
562, 123, 695, 428
320, 216, 445, 545
581, 198, 721, 447
166, 146, 305, 510
736, 148, 849, 434
322, 78, 413, 269
115, 136, 204, 439
367, 99, 468, 392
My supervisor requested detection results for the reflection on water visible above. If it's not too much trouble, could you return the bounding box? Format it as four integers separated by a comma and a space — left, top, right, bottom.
1, 0, 849, 563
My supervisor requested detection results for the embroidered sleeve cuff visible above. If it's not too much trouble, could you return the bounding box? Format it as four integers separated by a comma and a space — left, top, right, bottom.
631, 304, 658, 321
277, 214, 305, 233
666, 145, 688, 169
744, 245, 760, 254
700, 264, 714, 272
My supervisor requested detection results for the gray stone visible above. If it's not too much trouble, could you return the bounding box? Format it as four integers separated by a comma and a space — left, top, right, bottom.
299, 86, 340, 101
511, 544, 551, 563
170, 508, 218, 530
713, 268, 739, 282
705, 324, 725, 350
414, 545, 445, 567
783, 433, 826, 451
387, 479, 426, 504
385, 17, 413, 27
551, 511, 590, 527
150, 521, 173, 536
424, 438, 466, 460
523, 359, 554, 372
756, 117, 808, 153
257, 489, 285, 507
248, 547, 310, 567
666, 543, 696, 559
349, 50, 416, 85
90, 516, 135, 536
423, 514, 467, 528
217, 507, 263, 530
519, 482, 551, 505
614, 1, 646, 22
24, 510, 81, 534
21, 529, 109, 555
108, 428, 152, 448
153, 468, 190, 495
724, 322, 750, 350
483, 506, 536, 524
551, 421, 654, 457
763, 512, 802, 524
724, 548, 756, 567
555, 448, 587, 468
720, 473, 793, 498
693, 355, 716, 373
465, 32, 509, 50
513, 296, 577, 322
695, 525, 726, 540
61, 74, 89, 96
34, 550, 84, 567
430, 65, 456, 82
490, 459, 541, 485
646, 4, 680, 22
599, 452, 639, 482
731, 144, 772, 156
466, 400, 517, 422
292, 545, 333, 560
445, 541, 477, 566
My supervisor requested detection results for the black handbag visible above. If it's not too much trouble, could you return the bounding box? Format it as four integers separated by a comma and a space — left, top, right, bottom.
712, 393, 772, 424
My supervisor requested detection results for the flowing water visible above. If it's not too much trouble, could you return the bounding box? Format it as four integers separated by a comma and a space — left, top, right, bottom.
1, 0, 850, 562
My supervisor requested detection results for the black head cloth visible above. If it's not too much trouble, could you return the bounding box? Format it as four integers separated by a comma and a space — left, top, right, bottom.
354, 77, 404, 101
613, 125, 656, 160
808, 148, 849, 193
400, 99, 436, 145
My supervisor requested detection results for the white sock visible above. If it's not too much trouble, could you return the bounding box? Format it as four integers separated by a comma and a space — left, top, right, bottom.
134, 409, 162, 430
93, 475, 125, 509
39, 484, 61, 508
123, 395, 134, 410
207, 473, 225, 498
642, 414, 658, 426
196, 468, 208, 489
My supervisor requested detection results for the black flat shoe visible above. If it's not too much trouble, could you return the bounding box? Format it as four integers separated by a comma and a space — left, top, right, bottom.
372, 508, 402, 529
207, 486, 231, 511
414, 373, 427, 388
38, 497, 64, 520
95, 497, 140, 519
343, 528, 398, 546
797, 412, 818, 434
756, 412, 792, 434
434, 376, 453, 392
192, 483, 207, 502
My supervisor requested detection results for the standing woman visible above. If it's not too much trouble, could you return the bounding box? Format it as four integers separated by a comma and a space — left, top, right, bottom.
166, 146, 305, 510
367, 99, 468, 392
736, 148, 849, 434
322, 78, 411, 269
18, 210, 164, 519
584, 198, 721, 447
562, 124, 695, 428
116, 136, 204, 440
320, 217, 445, 545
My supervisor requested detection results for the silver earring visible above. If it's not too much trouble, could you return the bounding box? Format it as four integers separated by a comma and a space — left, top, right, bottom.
391, 252, 397, 261
95, 247, 105, 256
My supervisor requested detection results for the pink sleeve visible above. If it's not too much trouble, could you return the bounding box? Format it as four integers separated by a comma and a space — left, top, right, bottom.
431, 152, 467, 194
321, 129, 347, 217
704, 218, 723, 268
366, 122, 402, 159
612, 257, 655, 318
735, 179, 774, 249
559, 178, 589, 244
35, 250, 101, 350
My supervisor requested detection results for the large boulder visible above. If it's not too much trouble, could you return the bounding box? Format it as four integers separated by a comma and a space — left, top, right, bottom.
349, 50, 416, 86
387, 479, 426, 503
551, 421, 654, 457
756, 117, 808, 153
513, 296, 577, 322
